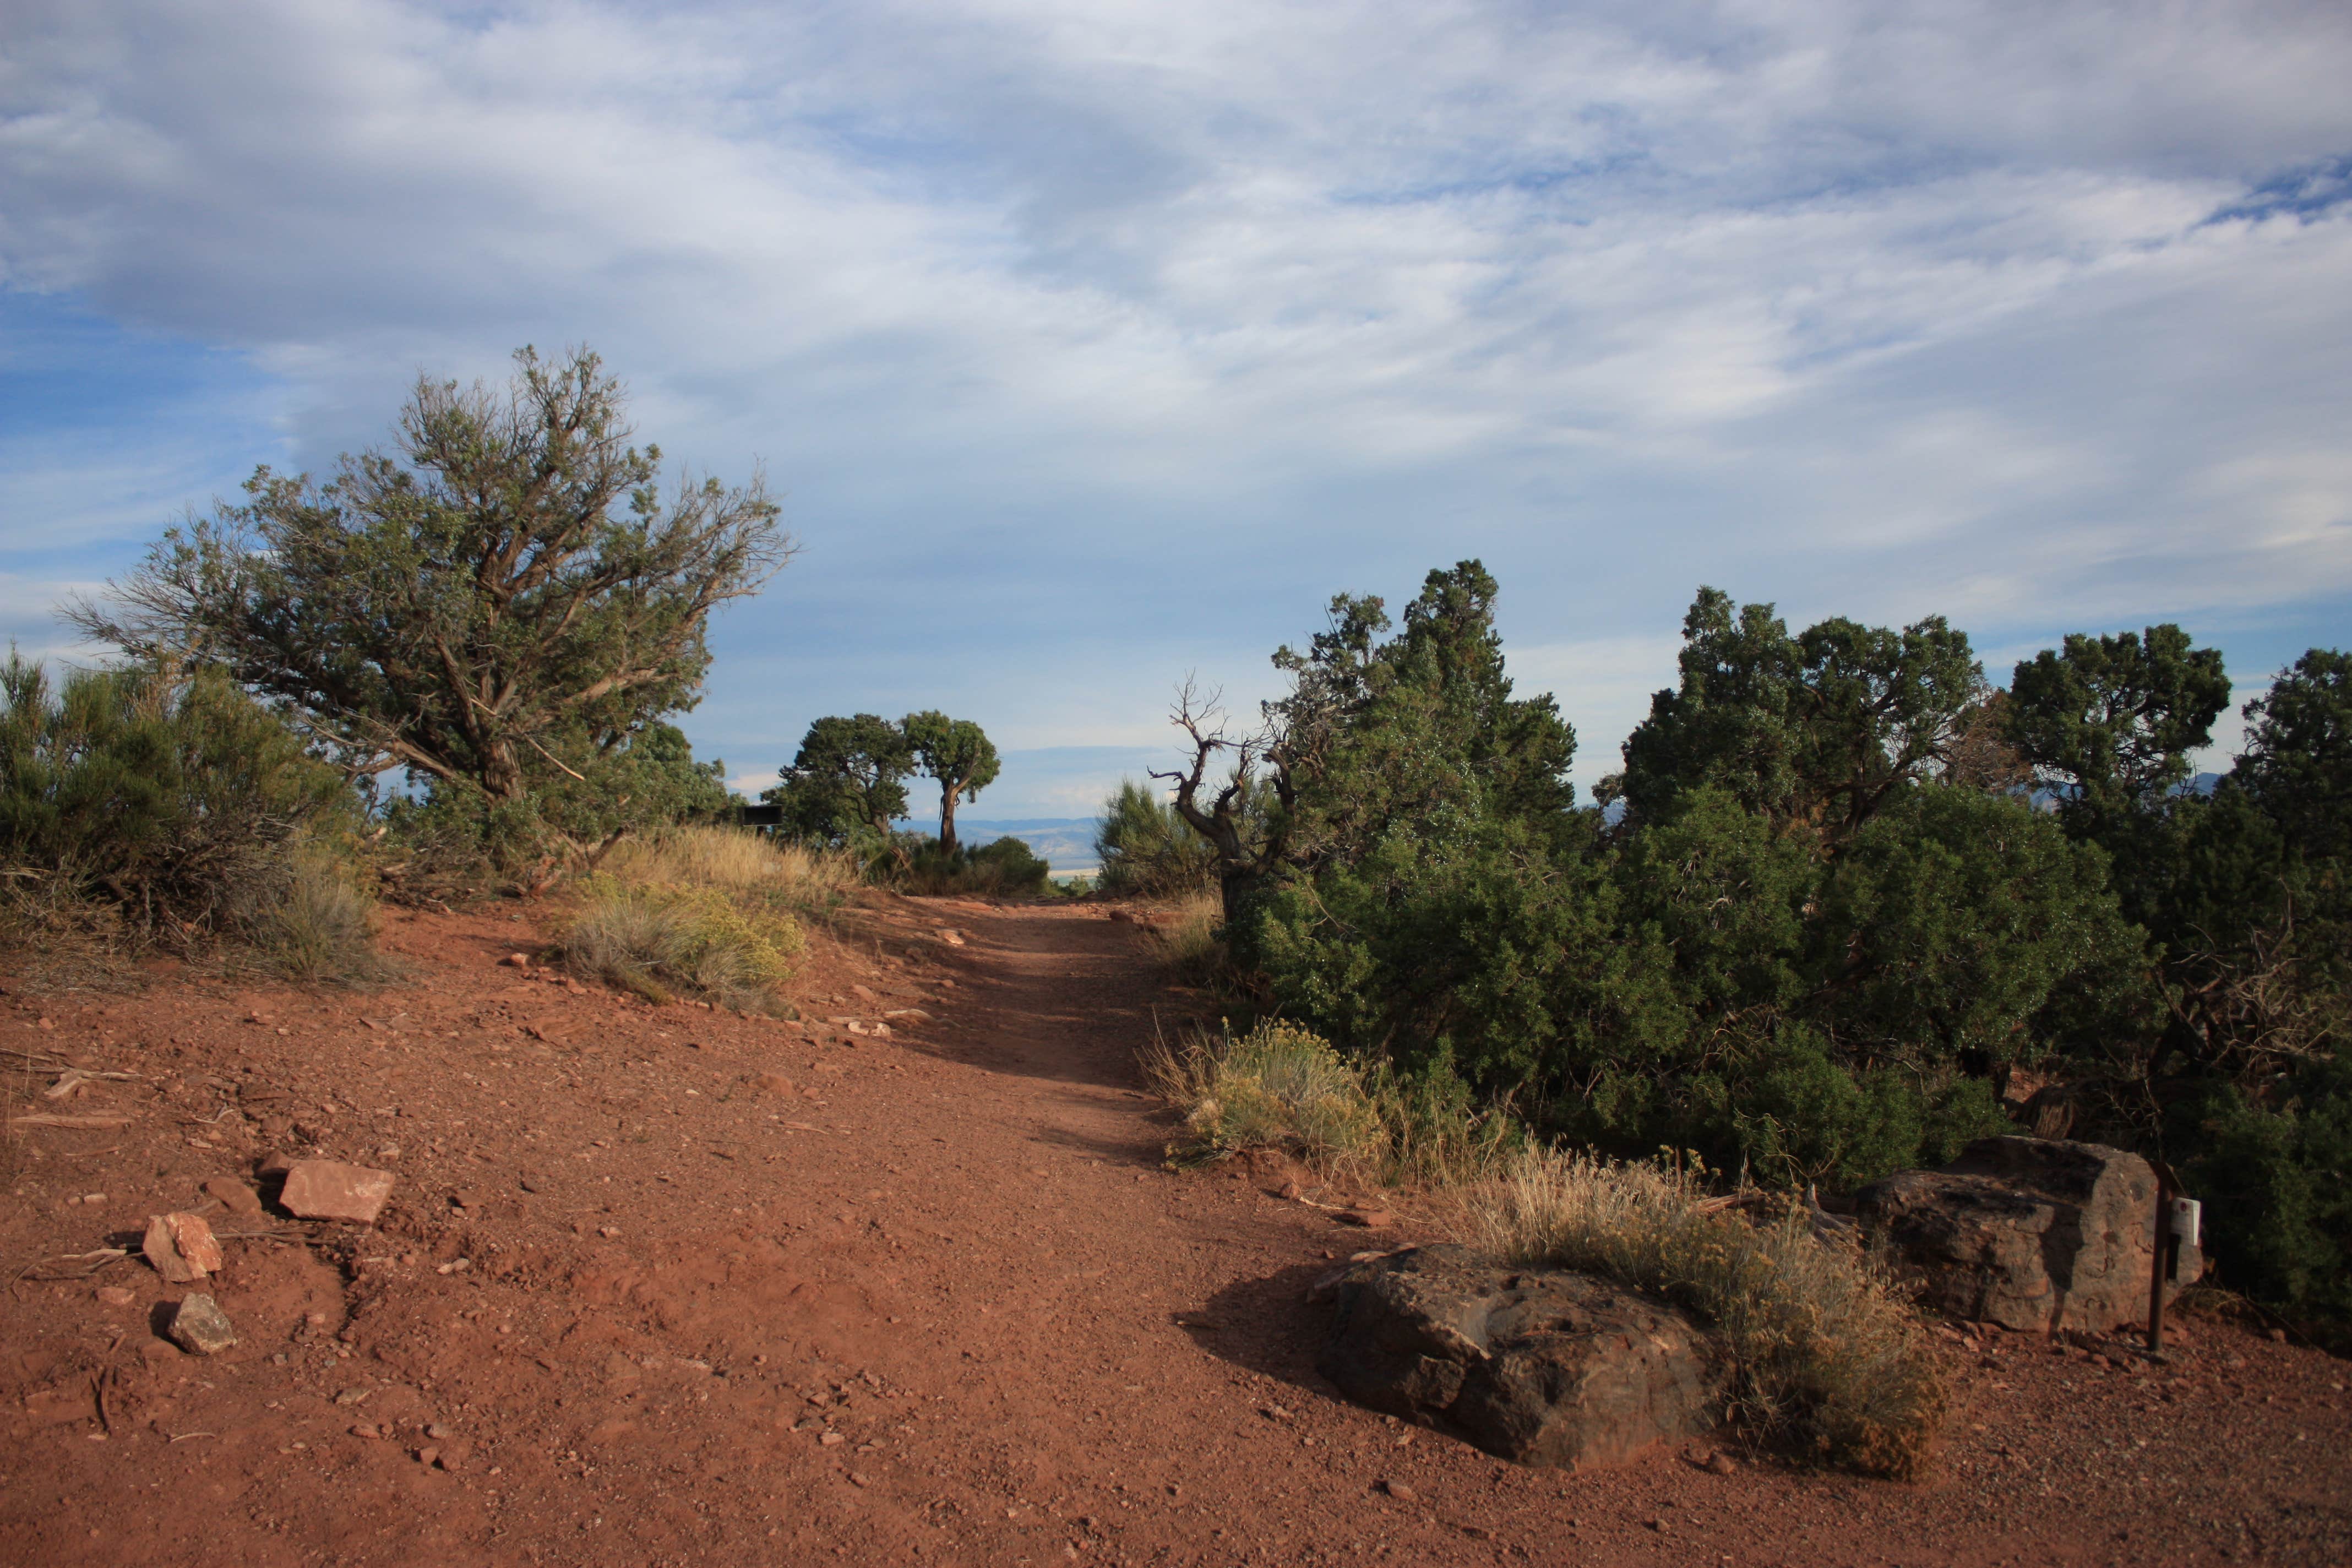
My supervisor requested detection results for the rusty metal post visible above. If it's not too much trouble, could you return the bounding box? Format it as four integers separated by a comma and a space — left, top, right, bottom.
2146, 1161, 2174, 1355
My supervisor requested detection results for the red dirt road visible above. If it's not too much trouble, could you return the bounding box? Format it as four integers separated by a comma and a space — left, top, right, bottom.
3, 897, 2348, 1566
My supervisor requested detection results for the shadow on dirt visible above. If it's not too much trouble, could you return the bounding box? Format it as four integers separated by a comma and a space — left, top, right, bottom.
1188, 1260, 1358, 1409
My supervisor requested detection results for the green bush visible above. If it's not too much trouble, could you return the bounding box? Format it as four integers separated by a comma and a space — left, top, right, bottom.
895, 834, 1051, 897
2179, 1057, 2352, 1330
377, 719, 736, 896
0, 654, 354, 940
1095, 780, 1218, 897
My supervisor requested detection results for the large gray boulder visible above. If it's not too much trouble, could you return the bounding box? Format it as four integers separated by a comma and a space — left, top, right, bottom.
1855, 1136, 2201, 1334
1316, 1245, 1723, 1470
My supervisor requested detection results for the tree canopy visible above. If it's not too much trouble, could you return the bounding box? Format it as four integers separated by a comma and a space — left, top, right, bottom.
903, 711, 1000, 853
69, 345, 792, 804
765, 714, 914, 848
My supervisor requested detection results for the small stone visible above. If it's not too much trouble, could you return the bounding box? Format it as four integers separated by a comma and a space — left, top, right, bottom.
350, 1424, 380, 1439
202, 1177, 264, 1218
502, 952, 530, 967
850, 984, 878, 1002
143, 1212, 224, 1282
1380, 1480, 1414, 1502
279, 1160, 396, 1223
1706, 1451, 1737, 1476
165, 1293, 238, 1355
755, 1073, 798, 1097
416, 1446, 439, 1466
96, 1286, 137, 1308
820, 1431, 845, 1446
1337, 1208, 1395, 1229
334, 1387, 371, 1406
257, 1152, 297, 1178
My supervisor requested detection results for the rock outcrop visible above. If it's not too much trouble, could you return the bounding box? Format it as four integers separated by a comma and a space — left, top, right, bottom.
1855, 1136, 2199, 1333
1317, 1245, 1723, 1470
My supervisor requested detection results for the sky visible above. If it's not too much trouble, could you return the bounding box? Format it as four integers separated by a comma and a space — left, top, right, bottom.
4, 0, 2349, 818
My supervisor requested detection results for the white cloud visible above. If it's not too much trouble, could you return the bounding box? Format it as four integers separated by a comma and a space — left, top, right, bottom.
2, 0, 2348, 771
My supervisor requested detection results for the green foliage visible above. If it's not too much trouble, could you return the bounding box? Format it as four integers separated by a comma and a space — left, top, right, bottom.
1094, 780, 1219, 897
2179, 1056, 2352, 1328
1231, 576, 2133, 1189
1267, 561, 1580, 875
896, 833, 1052, 896
2003, 623, 2231, 831
765, 714, 914, 850
2236, 648, 2352, 862
0, 653, 354, 937
902, 710, 999, 852
1810, 785, 2142, 1071
378, 719, 737, 889
1611, 587, 1986, 841
70, 345, 790, 806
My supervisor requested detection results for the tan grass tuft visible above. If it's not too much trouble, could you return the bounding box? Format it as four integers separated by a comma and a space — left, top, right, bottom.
1144, 889, 1227, 983
556, 825, 835, 1011
1462, 1147, 1948, 1479
252, 848, 388, 984
1144, 1018, 1517, 1188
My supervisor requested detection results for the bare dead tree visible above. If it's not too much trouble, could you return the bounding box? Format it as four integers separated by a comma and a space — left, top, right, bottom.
1148, 679, 1292, 921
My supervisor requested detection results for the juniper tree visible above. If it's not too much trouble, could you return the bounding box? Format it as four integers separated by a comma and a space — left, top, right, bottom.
68, 346, 791, 802
765, 714, 914, 849
902, 710, 1000, 853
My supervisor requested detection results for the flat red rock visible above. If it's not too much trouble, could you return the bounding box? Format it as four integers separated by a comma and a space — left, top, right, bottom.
142, 1211, 224, 1281
279, 1159, 396, 1223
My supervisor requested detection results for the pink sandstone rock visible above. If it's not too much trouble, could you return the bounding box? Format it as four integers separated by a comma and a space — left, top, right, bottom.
142, 1211, 224, 1282
279, 1160, 396, 1224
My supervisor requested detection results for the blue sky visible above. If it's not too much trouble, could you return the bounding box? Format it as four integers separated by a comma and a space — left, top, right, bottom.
4, 0, 2349, 817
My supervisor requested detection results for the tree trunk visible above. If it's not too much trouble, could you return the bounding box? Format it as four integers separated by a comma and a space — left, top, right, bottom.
480, 738, 525, 803
939, 782, 960, 855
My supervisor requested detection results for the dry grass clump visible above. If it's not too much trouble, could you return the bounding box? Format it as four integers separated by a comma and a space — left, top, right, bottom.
1146, 889, 1227, 982
246, 847, 389, 984
1146, 1019, 1386, 1167
559, 874, 803, 1010
1144, 1018, 1518, 1186
557, 826, 830, 1011
599, 824, 859, 914
1464, 1147, 1948, 1479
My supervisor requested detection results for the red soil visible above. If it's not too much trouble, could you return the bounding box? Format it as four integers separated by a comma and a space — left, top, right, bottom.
2, 896, 2347, 1566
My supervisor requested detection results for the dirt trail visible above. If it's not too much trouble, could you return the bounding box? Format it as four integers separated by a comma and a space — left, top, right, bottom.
3, 899, 2348, 1566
